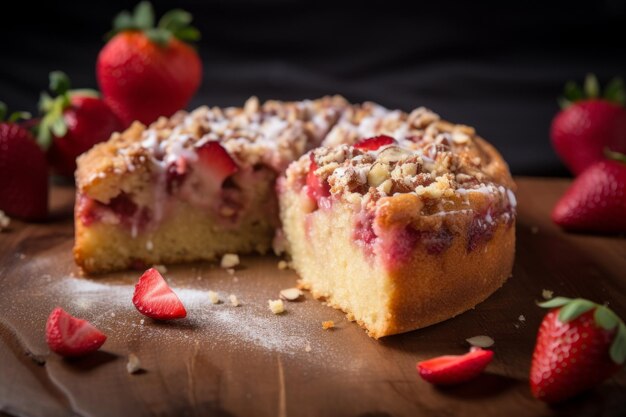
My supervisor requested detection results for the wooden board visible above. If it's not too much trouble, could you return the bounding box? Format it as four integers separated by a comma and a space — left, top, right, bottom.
0, 178, 625, 417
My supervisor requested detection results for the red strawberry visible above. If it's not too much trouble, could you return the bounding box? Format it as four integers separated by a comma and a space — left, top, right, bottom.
552, 156, 626, 233
530, 297, 625, 403
354, 135, 395, 151
97, 2, 202, 126
416, 347, 493, 385
38, 71, 123, 177
306, 155, 331, 203
0, 104, 48, 220
133, 268, 187, 320
195, 141, 239, 194
550, 74, 626, 175
45, 307, 107, 357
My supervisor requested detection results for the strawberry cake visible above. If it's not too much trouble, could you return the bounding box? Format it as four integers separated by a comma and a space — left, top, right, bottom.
74, 97, 516, 338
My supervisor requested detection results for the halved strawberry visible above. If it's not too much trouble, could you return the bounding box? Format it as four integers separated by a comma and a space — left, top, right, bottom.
195, 141, 239, 194
306, 155, 331, 203
353, 135, 395, 151
417, 347, 493, 385
45, 307, 107, 357
132, 268, 187, 320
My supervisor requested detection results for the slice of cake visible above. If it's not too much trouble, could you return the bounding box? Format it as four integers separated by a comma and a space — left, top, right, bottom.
74, 96, 348, 273
278, 108, 516, 338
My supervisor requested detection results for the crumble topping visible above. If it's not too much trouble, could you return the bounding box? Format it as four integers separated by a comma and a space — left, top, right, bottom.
229, 294, 240, 307
208, 290, 220, 304
268, 299, 285, 314
220, 253, 240, 269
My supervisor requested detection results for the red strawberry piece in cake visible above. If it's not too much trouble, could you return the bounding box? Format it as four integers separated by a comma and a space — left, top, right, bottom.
353, 135, 395, 151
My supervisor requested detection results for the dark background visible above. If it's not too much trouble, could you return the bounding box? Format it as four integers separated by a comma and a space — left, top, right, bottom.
1, 0, 625, 176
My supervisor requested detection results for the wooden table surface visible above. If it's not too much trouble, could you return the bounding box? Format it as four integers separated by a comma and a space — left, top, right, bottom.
0, 177, 625, 417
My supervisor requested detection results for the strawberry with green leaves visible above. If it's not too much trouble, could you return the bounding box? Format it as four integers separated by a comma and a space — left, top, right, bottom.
38, 71, 123, 177
530, 297, 625, 403
550, 74, 626, 175
97, 2, 202, 126
0, 103, 48, 220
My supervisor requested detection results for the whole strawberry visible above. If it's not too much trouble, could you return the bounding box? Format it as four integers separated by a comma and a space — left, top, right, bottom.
97, 2, 202, 126
530, 297, 626, 403
38, 71, 123, 177
0, 103, 48, 220
550, 74, 626, 175
552, 153, 626, 233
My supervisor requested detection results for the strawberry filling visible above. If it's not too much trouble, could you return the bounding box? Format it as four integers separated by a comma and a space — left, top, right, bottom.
353, 135, 395, 151
77, 193, 151, 232
305, 156, 331, 209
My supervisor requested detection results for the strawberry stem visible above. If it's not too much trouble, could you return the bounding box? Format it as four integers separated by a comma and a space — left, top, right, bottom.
0, 101, 32, 124
107, 1, 200, 45
559, 74, 625, 109
605, 148, 626, 164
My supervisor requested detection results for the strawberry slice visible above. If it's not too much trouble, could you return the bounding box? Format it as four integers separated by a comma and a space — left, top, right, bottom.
306, 156, 331, 203
45, 307, 107, 357
195, 141, 239, 194
353, 135, 395, 151
417, 347, 493, 385
132, 268, 187, 320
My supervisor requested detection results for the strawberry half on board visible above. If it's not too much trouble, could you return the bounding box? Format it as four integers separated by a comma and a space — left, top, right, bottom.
530, 297, 626, 403
97, 1, 202, 126
0, 103, 48, 220
417, 347, 494, 385
45, 307, 107, 357
552, 152, 626, 233
550, 74, 626, 175
133, 268, 187, 320
38, 71, 123, 177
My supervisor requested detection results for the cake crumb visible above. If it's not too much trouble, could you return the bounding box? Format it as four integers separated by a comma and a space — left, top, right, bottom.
280, 288, 302, 301
146, 240, 154, 251
221, 254, 240, 269
277, 260, 289, 270
530, 226, 539, 234
110, 312, 116, 318
0, 210, 10, 231
208, 290, 220, 304
19, 253, 26, 260
229, 294, 240, 307
140, 319, 145, 325
153, 264, 167, 274
226, 268, 235, 275
466, 335, 495, 348
232, 276, 239, 282
126, 353, 142, 374
305, 342, 312, 352
322, 320, 335, 330
542, 289, 554, 300
518, 314, 526, 322
268, 299, 285, 314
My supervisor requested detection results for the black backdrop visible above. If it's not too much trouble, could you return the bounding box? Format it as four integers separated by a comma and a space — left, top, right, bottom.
1, 0, 625, 176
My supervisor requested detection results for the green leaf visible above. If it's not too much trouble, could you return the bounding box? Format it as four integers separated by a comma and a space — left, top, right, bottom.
49, 71, 71, 95
145, 28, 171, 45
133, 1, 155, 30
558, 298, 596, 323
174, 26, 201, 42
50, 117, 67, 137
38, 92, 54, 113
604, 77, 625, 106
605, 148, 626, 164
113, 10, 135, 31
563, 81, 583, 104
37, 118, 53, 148
158, 9, 192, 31
0, 102, 6, 121
538, 296, 572, 309
7, 111, 31, 123
609, 322, 626, 365
594, 305, 620, 330
69, 89, 100, 99
584, 73, 600, 99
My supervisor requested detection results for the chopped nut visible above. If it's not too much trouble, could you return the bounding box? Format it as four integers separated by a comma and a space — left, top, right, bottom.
126, 353, 142, 374
367, 162, 389, 187
268, 299, 285, 314
153, 264, 167, 274
466, 335, 495, 348
229, 294, 240, 307
322, 320, 335, 330
221, 254, 240, 269
542, 289, 554, 300
305, 342, 312, 352
0, 210, 11, 231
280, 288, 302, 301
277, 260, 289, 270
208, 290, 220, 304
451, 131, 470, 144
518, 314, 526, 322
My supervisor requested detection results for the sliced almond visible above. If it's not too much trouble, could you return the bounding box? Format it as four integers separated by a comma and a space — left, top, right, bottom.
280, 288, 303, 301
466, 335, 495, 348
